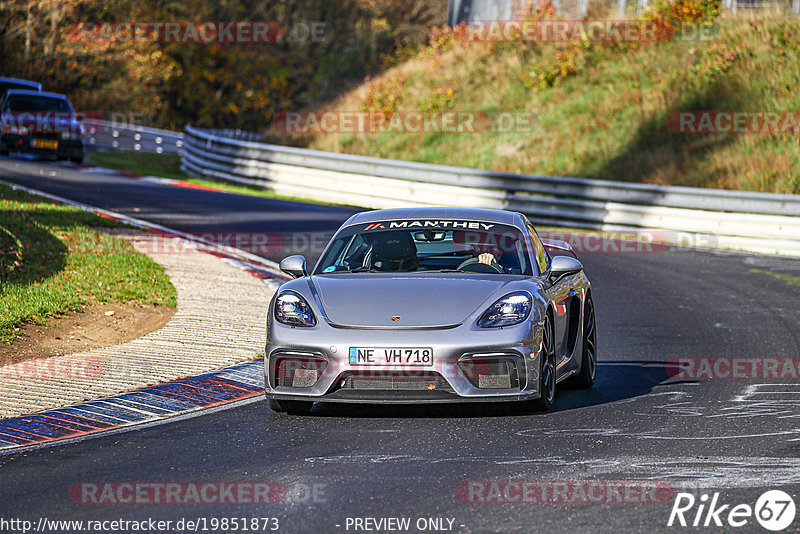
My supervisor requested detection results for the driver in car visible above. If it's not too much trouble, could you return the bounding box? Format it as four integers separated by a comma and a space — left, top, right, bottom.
477, 247, 501, 266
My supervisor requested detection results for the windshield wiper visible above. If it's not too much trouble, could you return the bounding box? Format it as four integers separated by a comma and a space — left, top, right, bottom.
326, 268, 470, 274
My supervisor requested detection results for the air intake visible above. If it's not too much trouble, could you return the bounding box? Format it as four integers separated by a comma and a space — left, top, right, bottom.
458, 357, 521, 389
339, 371, 454, 392
272, 354, 327, 388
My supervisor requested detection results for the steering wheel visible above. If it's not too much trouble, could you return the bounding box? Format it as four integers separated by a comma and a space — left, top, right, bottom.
457, 257, 504, 274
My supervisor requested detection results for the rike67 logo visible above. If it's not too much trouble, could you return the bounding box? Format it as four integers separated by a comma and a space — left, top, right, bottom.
668, 490, 796, 531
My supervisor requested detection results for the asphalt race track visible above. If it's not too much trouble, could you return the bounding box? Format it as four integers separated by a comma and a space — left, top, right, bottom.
1, 157, 799, 533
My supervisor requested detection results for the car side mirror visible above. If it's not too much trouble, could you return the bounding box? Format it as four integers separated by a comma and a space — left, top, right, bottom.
279, 255, 307, 279
548, 255, 583, 281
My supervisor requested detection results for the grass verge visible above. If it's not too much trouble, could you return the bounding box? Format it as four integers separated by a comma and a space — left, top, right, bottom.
0, 184, 176, 344
89, 151, 188, 181
750, 269, 800, 287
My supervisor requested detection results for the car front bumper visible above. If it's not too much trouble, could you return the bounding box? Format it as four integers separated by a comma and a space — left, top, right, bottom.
264, 318, 545, 404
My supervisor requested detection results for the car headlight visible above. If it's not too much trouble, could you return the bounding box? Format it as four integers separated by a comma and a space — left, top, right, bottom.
477, 292, 532, 328
274, 291, 317, 327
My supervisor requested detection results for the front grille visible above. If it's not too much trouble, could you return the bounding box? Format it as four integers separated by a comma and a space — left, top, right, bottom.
458, 357, 521, 390
338, 371, 454, 393
272, 354, 327, 388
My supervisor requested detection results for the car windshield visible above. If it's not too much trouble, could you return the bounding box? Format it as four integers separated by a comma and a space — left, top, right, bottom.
315, 220, 532, 275
4, 95, 72, 112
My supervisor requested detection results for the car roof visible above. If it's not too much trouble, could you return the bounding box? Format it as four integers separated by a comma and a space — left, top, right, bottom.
3, 89, 68, 100
0, 77, 41, 88
344, 207, 522, 227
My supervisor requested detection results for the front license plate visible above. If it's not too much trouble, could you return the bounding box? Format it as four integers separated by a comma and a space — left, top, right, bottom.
349, 347, 433, 366
31, 138, 58, 150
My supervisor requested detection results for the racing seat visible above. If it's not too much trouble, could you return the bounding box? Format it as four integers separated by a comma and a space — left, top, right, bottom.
368, 231, 420, 272
496, 250, 521, 274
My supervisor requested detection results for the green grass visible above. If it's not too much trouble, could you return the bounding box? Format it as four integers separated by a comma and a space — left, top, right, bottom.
0, 185, 176, 343
306, 14, 800, 193
89, 151, 188, 181
88, 151, 353, 207
750, 269, 800, 287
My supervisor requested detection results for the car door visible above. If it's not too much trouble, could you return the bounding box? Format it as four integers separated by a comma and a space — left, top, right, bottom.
524, 219, 578, 376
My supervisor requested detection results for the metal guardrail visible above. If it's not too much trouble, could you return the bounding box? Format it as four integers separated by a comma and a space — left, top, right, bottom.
83, 119, 184, 153
195, 128, 262, 142
449, 0, 800, 25
181, 124, 800, 257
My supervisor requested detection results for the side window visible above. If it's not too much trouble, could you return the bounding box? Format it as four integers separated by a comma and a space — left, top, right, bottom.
526, 221, 549, 275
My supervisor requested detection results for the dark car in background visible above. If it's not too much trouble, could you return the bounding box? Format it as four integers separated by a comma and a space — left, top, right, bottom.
0, 90, 84, 163
0, 77, 42, 99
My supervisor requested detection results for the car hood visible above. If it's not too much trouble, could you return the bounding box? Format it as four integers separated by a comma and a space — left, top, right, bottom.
309, 274, 515, 328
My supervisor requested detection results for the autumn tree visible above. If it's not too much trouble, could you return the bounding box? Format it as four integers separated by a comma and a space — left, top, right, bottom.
0, 0, 447, 131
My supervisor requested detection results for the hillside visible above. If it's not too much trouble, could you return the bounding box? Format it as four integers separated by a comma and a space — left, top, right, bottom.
302, 7, 800, 193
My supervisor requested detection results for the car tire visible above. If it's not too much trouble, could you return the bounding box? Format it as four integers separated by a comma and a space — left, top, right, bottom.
570, 295, 597, 389
523, 315, 556, 412
268, 398, 313, 415
70, 154, 84, 164
267, 398, 287, 412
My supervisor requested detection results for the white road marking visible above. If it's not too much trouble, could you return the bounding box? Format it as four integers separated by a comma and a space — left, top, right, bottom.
304, 454, 800, 488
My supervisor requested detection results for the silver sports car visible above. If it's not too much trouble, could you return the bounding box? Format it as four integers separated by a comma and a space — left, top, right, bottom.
265, 207, 596, 414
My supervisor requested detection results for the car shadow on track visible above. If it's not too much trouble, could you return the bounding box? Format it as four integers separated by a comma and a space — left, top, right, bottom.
287, 360, 684, 419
